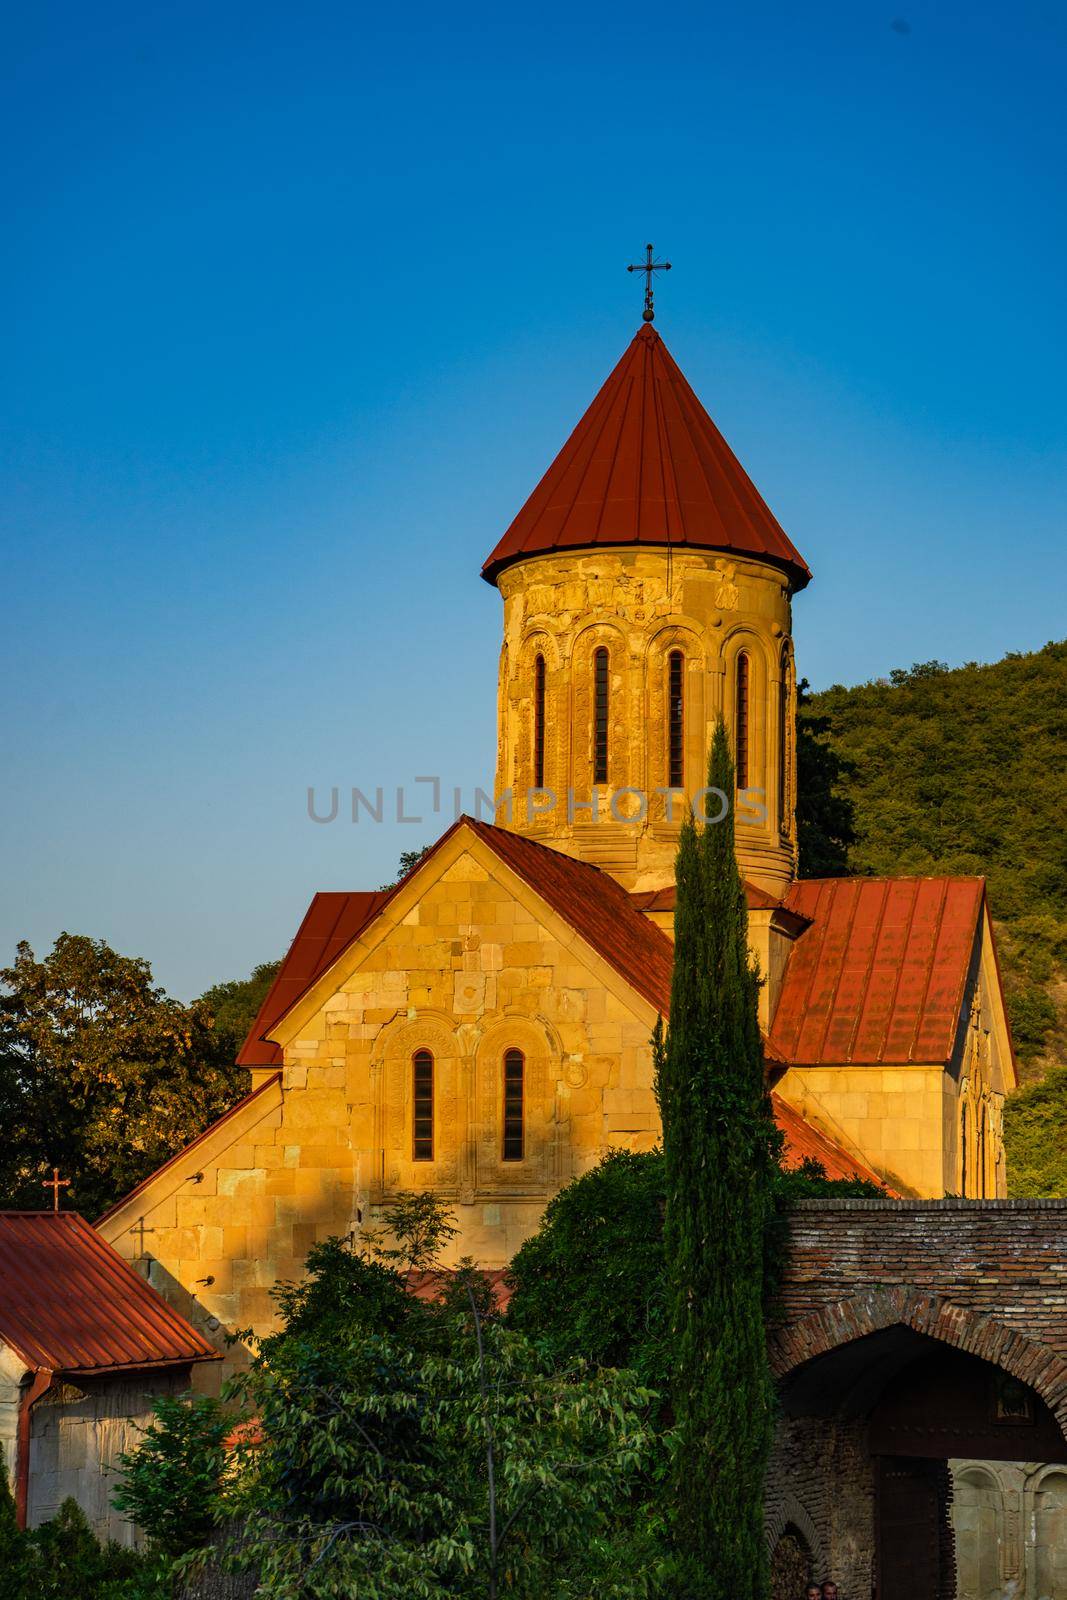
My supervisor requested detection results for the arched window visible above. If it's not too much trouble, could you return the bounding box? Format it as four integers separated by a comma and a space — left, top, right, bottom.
593, 648, 609, 784
777, 667, 789, 829
502, 1049, 525, 1161
977, 1104, 987, 1199
668, 650, 684, 789
533, 654, 546, 789
412, 1050, 434, 1162
735, 652, 750, 790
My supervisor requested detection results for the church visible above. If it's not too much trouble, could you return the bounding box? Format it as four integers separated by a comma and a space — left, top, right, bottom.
96, 310, 1017, 1360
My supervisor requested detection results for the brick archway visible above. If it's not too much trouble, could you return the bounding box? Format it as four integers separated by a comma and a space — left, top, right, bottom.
769, 1285, 1067, 1438
765, 1489, 823, 1570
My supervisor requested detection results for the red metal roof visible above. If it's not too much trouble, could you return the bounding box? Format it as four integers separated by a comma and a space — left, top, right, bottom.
0, 1212, 219, 1376
407, 1267, 514, 1313
238, 891, 391, 1066
481, 323, 811, 590
463, 819, 676, 1013
769, 877, 985, 1066
771, 1093, 894, 1192
630, 881, 812, 928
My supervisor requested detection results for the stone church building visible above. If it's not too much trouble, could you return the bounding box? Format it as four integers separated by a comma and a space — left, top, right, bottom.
89, 319, 1066, 1595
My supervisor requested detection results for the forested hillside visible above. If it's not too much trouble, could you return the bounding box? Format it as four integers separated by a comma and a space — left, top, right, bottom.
799, 640, 1067, 1196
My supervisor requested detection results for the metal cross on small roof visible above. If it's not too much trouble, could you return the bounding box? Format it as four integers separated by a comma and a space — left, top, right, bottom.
627, 243, 671, 322
41, 1168, 70, 1212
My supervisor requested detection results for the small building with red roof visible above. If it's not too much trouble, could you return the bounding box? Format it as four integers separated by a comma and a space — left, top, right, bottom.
0, 1211, 217, 1539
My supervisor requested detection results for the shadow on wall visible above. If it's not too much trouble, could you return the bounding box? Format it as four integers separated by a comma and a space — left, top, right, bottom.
134, 1256, 255, 1394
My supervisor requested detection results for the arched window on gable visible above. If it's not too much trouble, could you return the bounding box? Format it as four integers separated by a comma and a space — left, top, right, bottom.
534, 654, 546, 789
593, 648, 609, 785
668, 650, 685, 789
735, 652, 750, 790
412, 1050, 434, 1162
502, 1049, 525, 1162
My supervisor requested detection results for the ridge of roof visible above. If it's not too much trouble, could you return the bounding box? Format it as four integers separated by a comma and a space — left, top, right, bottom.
629, 881, 812, 927
481, 323, 811, 590
0, 1212, 219, 1375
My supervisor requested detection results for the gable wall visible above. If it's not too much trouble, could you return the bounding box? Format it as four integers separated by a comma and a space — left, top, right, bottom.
101, 847, 661, 1377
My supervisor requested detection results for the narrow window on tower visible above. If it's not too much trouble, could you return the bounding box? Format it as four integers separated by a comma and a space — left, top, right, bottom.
668, 650, 685, 789
593, 648, 609, 784
735, 652, 750, 790
534, 654, 546, 789
412, 1050, 434, 1162
502, 1049, 525, 1161
777, 667, 788, 829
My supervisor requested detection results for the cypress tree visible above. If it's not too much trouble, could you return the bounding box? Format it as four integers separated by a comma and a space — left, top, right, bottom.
654, 720, 780, 1599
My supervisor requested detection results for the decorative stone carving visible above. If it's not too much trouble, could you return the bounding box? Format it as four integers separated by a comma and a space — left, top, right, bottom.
713, 558, 739, 609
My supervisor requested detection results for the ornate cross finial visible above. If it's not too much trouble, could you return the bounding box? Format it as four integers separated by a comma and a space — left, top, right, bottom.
627, 243, 671, 322
42, 1167, 70, 1212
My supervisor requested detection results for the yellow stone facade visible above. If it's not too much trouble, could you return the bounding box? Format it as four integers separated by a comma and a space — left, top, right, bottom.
494, 547, 798, 898
100, 826, 665, 1383
97, 519, 1018, 1377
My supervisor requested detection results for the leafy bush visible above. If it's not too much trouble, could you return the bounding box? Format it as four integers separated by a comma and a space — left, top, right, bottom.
116, 1196, 661, 1598
0, 1471, 161, 1600
507, 1148, 885, 1390
507, 1149, 668, 1387
112, 1392, 235, 1559
1004, 1064, 1067, 1197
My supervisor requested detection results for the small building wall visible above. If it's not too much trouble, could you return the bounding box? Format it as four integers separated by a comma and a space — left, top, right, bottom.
951, 1459, 1067, 1600
27, 1367, 192, 1544
0, 1343, 23, 1498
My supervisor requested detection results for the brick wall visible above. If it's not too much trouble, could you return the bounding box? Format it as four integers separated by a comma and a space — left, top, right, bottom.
770, 1199, 1067, 1428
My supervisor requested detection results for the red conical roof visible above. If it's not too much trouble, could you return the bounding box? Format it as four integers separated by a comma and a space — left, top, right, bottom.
482, 323, 811, 589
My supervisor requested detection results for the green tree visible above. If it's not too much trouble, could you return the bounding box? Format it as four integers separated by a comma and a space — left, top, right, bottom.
236, 1312, 656, 1599
507, 1149, 669, 1388
117, 1197, 659, 1599
0, 1475, 156, 1600
112, 1394, 236, 1559
196, 959, 281, 1063
654, 723, 780, 1599
507, 1150, 884, 1392
1004, 1065, 1067, 1197
378, 845, 432, 892
0, 934, 246, 1216
795, 678, 856, 877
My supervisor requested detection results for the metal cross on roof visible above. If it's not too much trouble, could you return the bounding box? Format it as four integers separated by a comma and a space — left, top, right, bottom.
627, 243, 671, 322
41, 1167, 70, 1212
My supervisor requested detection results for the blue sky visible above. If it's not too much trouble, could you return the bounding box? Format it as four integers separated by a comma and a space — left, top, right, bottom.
3, 0, 1065, 999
